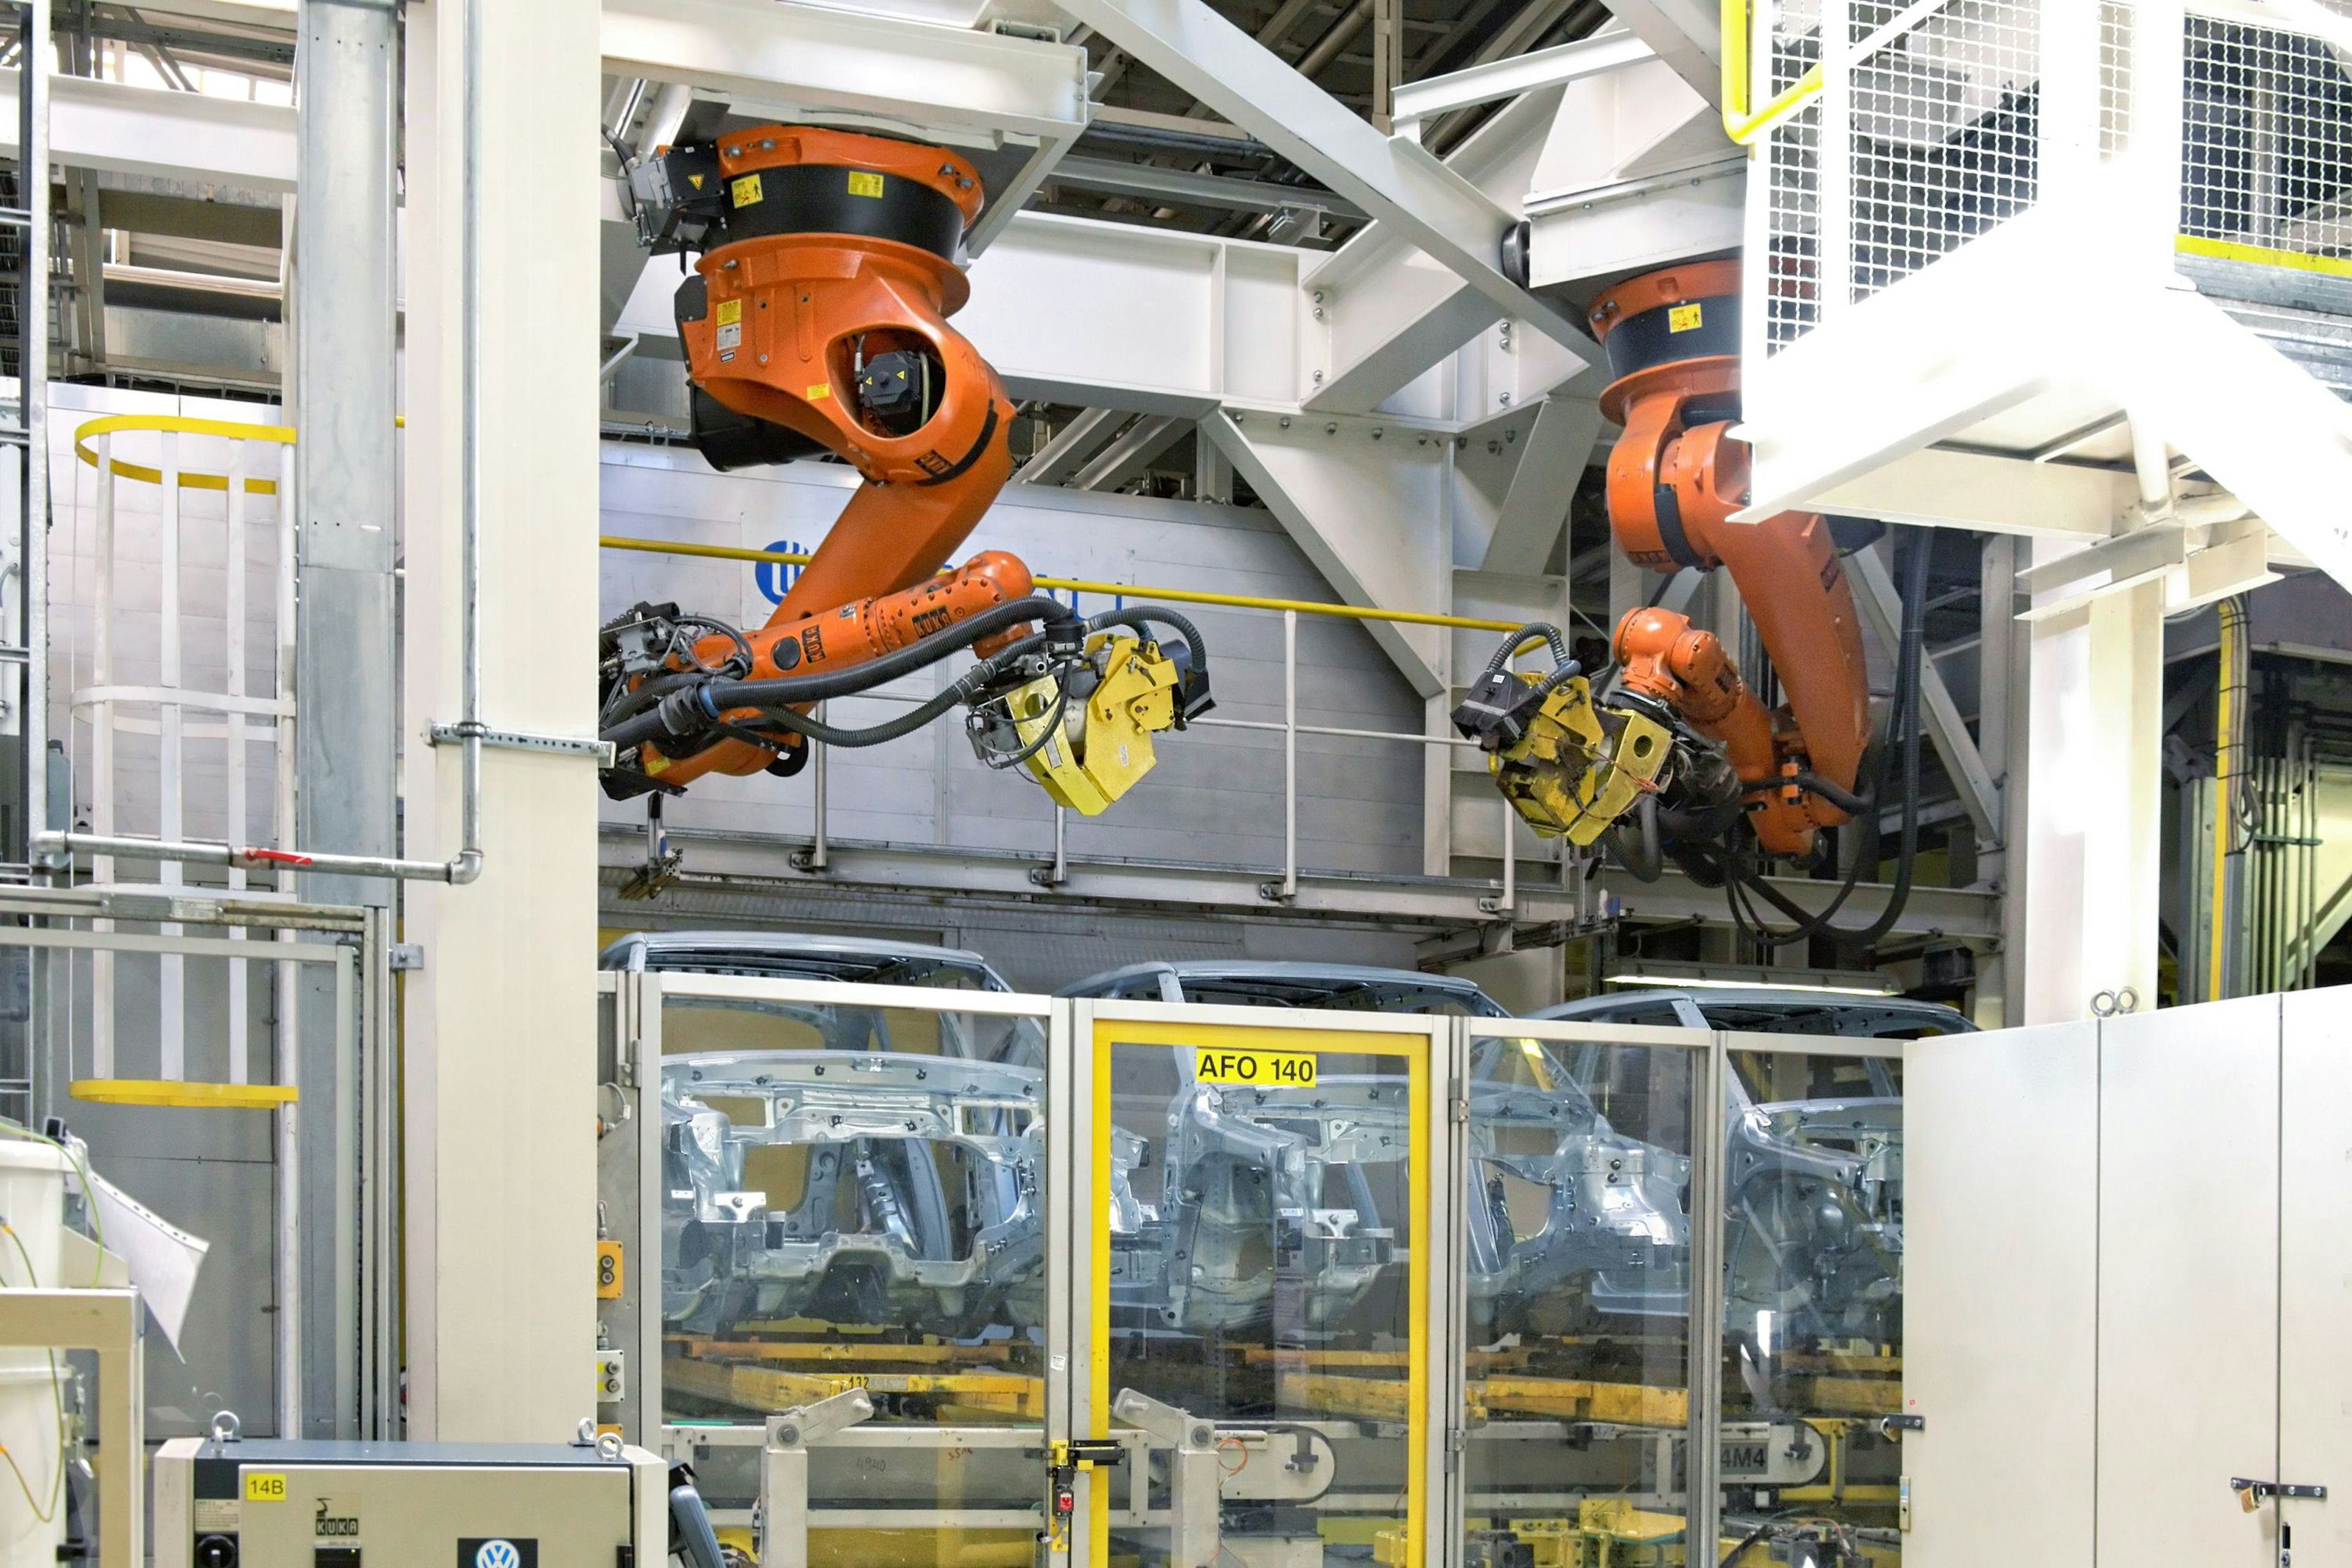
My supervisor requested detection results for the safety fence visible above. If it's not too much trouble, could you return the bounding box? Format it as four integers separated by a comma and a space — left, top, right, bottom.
13, 415, 396, 1442
59, 413, 298, 1085
597, 972, 1913, 1564
1744, 0, 2352, 386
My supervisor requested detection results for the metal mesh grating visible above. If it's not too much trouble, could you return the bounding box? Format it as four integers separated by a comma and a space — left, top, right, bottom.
1763, 4, 1823, 352
2101, 1, 2135, 160
2179, 11, 2352, 268
2178, 9, 2352, 398
1847, 1, 2042, 304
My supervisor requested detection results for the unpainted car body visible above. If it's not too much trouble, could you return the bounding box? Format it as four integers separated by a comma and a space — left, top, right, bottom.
1063, 958, 1510, 1016
1071, 961, 1687, 1336
608, 932, 1046, 1338
1529, 988, 1969, 1341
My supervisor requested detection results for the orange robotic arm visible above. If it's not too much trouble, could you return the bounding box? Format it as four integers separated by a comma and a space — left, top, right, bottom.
1588, 263, 1872, 859
614, 127, 1025, 791
602, 126, 1211, 810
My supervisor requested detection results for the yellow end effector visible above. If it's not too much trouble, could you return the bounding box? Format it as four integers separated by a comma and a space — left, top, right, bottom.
1012, 634, 1188, 816
1494, 675, 1672, 845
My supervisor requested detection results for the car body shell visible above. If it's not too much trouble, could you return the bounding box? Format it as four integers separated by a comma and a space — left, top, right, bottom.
1528, 987, 1970, 1340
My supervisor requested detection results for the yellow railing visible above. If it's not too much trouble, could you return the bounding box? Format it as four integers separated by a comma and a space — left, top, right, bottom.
70, 412, 296, 494
1720, 0, 1821, 146
599, 533, 1531, 635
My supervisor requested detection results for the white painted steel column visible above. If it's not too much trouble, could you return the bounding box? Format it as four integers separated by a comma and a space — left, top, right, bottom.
273, 440, 299, 1368
89, 434, 113, 1076
159, 435, 184, 1077
400, 0, 600, 1441
2018, 554, 2164, 1023
226, 441, 247, 1085
1281, 610, 1297, 900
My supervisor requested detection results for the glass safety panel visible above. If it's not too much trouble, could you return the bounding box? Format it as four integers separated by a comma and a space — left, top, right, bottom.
1462, 1023, 1699, 1568
1718, 1040, 1905, 1567
1091, 1016, 1433, 1568
654, 978, 1053, 1566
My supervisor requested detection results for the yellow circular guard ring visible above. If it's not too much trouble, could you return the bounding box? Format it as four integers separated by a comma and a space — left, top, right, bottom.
72, 412, 296, 495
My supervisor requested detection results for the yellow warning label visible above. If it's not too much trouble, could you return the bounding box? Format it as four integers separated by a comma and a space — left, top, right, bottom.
731, 173, 763, 208
1667, 302, 1703, 333
807, 382, 831, 402
246, 1473, 288, 1503
1193, 1048, 1317, 1088
715, 299, 742, 328
847, 170, 886, 199
687, 173, 706, 190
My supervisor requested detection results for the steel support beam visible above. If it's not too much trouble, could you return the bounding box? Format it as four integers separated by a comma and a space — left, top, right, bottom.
1849, 548, 2002, 843
0, 69, 294, 187
1979, 533, 2022, 1027
599, 0, 1089, 255
2018, 560, 2163, 1023
1202, 407, 1448, 695
1521, 67, 1741, 290
1054, 0, 1589, 350
598, 827, 2000, 939
1047, 153, 1365, 219
1803, 447, 2127, 541
102, 0, 293, 21
1071, 414, 1187, 490
1479, 394, 1597, 573
951, 214, 1300, 416
291, 0, 398, 1442
1303, 84, 1576, 415
1019, 407, 1129, 485
1592, 0, 1720, 102
1391, 28, 1653, 134
595, 0, 1090, 341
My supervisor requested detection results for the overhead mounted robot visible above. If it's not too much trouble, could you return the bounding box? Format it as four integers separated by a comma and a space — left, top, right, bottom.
1455, 261, 1932, 941
598, 126, 1211, 816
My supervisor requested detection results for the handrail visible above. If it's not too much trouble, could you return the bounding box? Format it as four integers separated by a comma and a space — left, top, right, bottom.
70, 412, 295, 493
598, 533, 1530, 634
1719, 0, 1821, 146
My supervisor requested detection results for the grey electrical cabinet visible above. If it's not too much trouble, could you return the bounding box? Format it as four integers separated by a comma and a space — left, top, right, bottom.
1907, 989, 2352, 1566
153, 1436, 667, 1568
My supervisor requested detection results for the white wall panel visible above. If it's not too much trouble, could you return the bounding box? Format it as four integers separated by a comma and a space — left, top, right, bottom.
2098, 993, 2282, 1567
2282, 986, 2352, 1566
1905, 1021, 2098, 1567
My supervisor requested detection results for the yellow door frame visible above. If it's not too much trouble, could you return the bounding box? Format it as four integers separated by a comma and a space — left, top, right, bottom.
1087, 1015, 1436, 1568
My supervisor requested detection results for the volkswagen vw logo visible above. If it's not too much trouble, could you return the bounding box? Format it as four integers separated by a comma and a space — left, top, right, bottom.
473, 1542, 521, 1568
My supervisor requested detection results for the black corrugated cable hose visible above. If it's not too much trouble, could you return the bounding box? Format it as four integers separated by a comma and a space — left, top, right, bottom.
746, 607, 1208, 758
600, 595, 1079, 753
1085, 604, 1210, 669
1722, 532, 1932, 950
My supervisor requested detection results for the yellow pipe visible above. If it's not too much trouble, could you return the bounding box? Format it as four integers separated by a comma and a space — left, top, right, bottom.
1719, 0, 1822, 146
599, 533, 1531, 633
2209, 599, 2240, 1000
